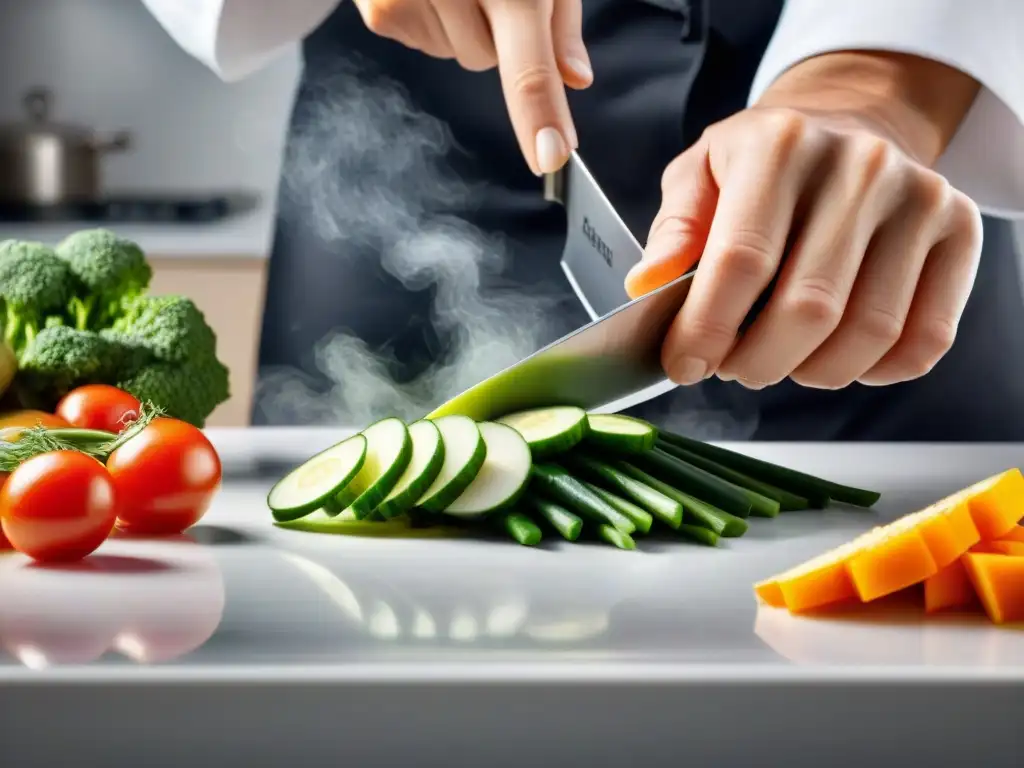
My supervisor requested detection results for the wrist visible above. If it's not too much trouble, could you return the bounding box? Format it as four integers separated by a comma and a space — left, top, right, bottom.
755, 51, 980, 165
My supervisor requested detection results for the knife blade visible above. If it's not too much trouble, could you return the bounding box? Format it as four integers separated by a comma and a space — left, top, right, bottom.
546, 151, 641, 322
426, 152, 694, 422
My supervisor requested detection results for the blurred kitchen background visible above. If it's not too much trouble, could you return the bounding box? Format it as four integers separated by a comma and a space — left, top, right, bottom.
0, 0, 1021, 427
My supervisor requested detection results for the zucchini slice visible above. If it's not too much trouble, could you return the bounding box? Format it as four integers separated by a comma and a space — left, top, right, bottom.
416, 415, 487, 513
346, 417, 413, 519
442, 422, 532, 518
585, 413, 657, 453
374, 420, 445, 519
498, 406, 588, 457
267, 434, 368, 522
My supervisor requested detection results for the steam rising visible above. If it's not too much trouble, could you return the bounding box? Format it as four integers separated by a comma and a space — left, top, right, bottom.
254, 58, 563, 425
253, 55, 759, 440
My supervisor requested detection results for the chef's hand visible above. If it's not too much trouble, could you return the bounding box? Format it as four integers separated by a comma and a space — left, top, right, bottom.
628, 51, 984, 390
353, 0, 589, 174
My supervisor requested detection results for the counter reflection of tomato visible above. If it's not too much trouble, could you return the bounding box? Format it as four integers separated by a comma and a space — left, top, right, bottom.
56, 385, 141, 434
0, 451, 118, 563
0, 534, 226, 667
107, 419, 222, 535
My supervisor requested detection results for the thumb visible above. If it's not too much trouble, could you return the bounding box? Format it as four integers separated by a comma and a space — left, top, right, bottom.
551, 0, 592, 91
626, 141, 718, 299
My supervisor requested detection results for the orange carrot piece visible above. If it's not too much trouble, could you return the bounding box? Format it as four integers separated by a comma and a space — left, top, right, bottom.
952, 470, 1024, 541
754, 579, 786, 608
847, 523, 938, 603
924, 559, 979, 613
961, 552, 1024, 624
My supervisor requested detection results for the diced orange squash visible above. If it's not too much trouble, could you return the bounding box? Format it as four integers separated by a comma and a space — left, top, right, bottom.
754, 579, 786, 608
924, 559, 979, 613
773, 534, 877, 613
985, 540, 1024, 557
753, 470, 1019, 613
847, 522, 938, 603
961, 552, 1024, 624
997, 525, 1024, 544
946, 469, 1024, 541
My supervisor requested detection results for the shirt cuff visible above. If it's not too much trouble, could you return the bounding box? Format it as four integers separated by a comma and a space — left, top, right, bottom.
142, 0, 340, 82
748, 0, 1024, 219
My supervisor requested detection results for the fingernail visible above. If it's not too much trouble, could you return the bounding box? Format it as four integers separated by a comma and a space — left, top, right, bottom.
565, 57, 593, 83
669, 355, 708, 385
535, 127, 568, 174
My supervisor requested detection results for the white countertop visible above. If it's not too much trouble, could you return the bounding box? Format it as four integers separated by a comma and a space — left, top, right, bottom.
2, 430, 1021, 764
0, 205, 274, 259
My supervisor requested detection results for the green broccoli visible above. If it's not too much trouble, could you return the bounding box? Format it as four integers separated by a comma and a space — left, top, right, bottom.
56, 229, 152, 329
0, 240, 79, 354
111, 294, 216, 363
17, 325, 128, 400
118, 357, 230, 427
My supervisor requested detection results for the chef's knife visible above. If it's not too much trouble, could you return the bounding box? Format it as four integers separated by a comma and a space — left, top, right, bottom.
427, 152, 694, 422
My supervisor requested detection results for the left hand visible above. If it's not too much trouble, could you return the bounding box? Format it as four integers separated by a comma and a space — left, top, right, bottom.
627, 53, 984, 390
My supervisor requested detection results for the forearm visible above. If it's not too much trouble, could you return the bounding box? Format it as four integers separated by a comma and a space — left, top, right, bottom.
756, 50, 981, 166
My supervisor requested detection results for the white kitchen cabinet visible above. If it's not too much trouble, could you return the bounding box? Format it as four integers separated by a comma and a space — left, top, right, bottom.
148, 255, 267, 427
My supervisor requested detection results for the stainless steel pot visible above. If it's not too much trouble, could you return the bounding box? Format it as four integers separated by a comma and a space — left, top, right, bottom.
0, 87, 132, 204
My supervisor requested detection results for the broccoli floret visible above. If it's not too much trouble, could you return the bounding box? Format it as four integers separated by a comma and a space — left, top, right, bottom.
118, 357, 230, 427
111, 294, 217, 363
56, 229, 152, 329
0, 240, 79, 354
18, 325, 127, 399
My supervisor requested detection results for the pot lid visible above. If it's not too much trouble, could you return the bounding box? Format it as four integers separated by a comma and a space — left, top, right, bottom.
0, 88, 95, 141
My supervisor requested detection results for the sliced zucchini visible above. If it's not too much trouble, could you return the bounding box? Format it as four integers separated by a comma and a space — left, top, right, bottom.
374, 420, 445, 519
416, 415, 487, 513
585, 413, 657, 453
346, 417, 413, 519
267, 434, 368, 522
442, 422, 532, 518
275, 509, 463, 538
497, 406, 589, 458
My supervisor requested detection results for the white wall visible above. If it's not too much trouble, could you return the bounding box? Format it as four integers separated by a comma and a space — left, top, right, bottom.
0, 0, 301, 197
0, 0, 1020, 251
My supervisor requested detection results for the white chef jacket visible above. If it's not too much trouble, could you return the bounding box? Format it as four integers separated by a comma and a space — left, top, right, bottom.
141, 0, 1024, 219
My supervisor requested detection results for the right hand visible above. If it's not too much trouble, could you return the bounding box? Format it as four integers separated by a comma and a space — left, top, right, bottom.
353, 0, 591, 174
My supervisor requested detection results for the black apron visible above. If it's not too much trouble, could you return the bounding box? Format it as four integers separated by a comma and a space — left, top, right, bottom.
255, 0, 1024, 442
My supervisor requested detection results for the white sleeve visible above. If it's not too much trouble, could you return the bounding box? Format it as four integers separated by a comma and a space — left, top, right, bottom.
749, 0, 1024, 220
140, 0, 342, 82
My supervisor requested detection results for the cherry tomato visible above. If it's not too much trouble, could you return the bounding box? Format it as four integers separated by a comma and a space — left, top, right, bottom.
0, 410, 70, 442
0, 451, 118, 563
107, 419, 222, 536
56, 385, 141, 434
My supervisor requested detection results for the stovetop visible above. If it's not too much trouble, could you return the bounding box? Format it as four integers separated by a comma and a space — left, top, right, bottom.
0, 192, 260, 224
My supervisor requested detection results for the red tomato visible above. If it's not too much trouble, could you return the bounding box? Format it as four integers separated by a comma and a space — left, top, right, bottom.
0, 451, 118, 563
107, 419, 222, 536
56, 385, 142, 434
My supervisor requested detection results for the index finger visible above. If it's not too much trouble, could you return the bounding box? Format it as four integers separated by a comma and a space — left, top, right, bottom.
661, 146, 798, 382
482, 0, 576, 174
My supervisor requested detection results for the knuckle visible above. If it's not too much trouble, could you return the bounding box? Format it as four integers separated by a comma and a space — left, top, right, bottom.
781, 276, 845, 329
948, 189, 984, 242
363, 1, 400, 33
511, 65, 559, 100
907, 169, 953, 214
714, 230, 778, 283
676, 313, 737, 351
761, 109, 807, 151
911, 315, 958, 361
650, 213, 705, 243
850, 305, 904, 347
